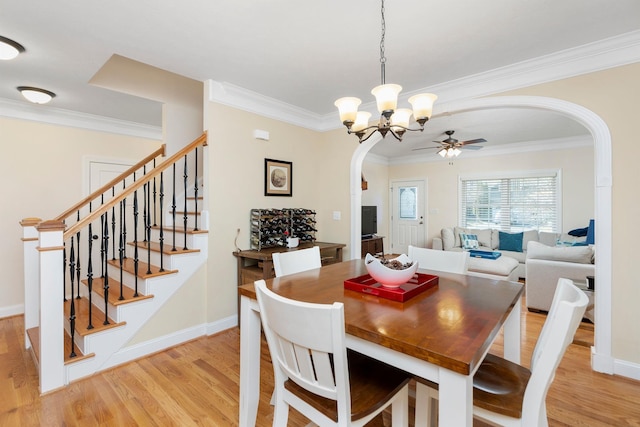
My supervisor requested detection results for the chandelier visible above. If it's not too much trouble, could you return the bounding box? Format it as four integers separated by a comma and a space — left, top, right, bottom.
334, 0, 437, 143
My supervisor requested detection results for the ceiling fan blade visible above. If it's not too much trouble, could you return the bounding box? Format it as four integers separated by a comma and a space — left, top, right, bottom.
412, 146, 440, 151
460, 138, 486, 145
464, 145, 484, 150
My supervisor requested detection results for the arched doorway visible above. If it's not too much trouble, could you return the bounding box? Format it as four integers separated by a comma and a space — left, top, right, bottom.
349, 95, 613, 374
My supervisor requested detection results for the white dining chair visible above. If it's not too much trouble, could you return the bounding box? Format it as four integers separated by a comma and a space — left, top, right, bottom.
415, 278, 588, 427
254, 279, 411, 426
407, 245, 469, 274
272, 245, 322, 277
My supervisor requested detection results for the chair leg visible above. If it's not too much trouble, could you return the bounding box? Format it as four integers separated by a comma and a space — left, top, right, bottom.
272, 398, 290, 427
390, 384, 410, 426
415, 382, 438, 427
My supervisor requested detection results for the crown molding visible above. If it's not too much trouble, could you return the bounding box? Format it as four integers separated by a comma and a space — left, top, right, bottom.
0, 98, 162, 140
209, 30, 640, 132
208, 81, 323, 129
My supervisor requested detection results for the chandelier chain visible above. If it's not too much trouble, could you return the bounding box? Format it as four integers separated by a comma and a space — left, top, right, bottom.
380, 0, 386, 85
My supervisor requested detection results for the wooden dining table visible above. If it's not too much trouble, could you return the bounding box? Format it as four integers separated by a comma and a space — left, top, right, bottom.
238, 259, 524, 426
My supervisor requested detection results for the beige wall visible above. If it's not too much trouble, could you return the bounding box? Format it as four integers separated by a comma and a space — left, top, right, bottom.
204, 102, 355, 322
380, 146, 594, 247
496, 63, 640, 363
1, 117, 161, 313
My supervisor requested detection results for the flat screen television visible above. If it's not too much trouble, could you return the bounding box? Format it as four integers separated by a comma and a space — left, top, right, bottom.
361, 205, 378, 239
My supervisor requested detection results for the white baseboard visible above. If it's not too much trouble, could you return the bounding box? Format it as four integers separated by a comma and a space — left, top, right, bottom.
614, 358, 640, 381
104, 315, 238, 371
0, 304, 24, 319
206, 314, 238, 335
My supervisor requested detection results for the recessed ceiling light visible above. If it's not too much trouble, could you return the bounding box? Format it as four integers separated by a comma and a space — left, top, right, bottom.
0, 35, 25, 60
17, 86, 56, 104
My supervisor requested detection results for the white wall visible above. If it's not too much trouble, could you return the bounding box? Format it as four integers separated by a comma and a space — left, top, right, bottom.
361, 158, 390, 252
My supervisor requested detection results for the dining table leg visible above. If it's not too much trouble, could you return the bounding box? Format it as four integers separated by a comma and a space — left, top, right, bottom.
438, 368, 473, 426
503, 296, 521, 364
239, 295, 261, 427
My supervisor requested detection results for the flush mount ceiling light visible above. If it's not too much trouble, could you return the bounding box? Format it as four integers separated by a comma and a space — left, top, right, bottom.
17, 86, 56, 104
334, 0, 437, 143
0, 35, 25, 60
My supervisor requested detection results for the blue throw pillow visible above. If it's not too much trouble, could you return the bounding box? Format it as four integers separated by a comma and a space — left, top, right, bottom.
499, 231, 523, 252
460, 233, 479, 249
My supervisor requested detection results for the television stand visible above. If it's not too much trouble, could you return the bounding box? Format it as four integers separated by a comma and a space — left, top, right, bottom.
361, 235, 384, 258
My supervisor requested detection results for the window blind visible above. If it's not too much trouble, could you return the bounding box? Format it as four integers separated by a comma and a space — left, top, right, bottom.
459, 171, 559, 232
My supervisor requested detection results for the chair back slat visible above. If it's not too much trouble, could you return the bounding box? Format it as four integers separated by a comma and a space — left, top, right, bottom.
408, 245, 469, 274
255, 280, 348, 403
272, 246, 322, 277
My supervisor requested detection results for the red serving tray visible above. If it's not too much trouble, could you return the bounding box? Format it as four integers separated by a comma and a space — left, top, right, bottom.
344, 273, 439, 302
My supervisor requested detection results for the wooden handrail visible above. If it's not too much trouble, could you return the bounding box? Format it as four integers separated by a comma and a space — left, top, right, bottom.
63, 132, 207, 239
54, 145, 167, 223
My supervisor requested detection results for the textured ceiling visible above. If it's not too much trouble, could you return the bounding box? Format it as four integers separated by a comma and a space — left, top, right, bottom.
1, 0, 639, 156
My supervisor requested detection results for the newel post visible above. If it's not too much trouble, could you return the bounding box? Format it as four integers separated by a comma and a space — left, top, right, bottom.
20, 217, 41, 348
36, 219, 66, 393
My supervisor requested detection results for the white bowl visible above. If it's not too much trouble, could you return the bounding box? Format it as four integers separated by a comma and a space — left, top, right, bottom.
364, 253, 419, 289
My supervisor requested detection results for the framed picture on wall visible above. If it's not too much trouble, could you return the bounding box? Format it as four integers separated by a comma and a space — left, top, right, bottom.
264, 158, 292, 196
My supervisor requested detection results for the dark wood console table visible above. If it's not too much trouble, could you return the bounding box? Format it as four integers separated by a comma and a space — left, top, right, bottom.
361, 235, 384, 258
233, 242, 346, 286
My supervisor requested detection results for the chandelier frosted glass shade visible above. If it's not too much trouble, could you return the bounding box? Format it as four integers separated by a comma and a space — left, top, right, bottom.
335, 88, 437, 143
371, 84, 402, 113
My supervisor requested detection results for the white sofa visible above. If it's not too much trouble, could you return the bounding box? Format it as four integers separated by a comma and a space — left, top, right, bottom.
432, 226, 581, 279
525, 241, 595, 312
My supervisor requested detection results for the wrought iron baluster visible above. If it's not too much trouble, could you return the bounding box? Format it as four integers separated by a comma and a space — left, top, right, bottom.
102, 212, 110, 325
111, 187, 116, 261
183, 154, 189, 250
143, 165, 148, 243
159, 172, 165, 272
87, 217, 94, 330
194, 147, 199, 231
146, 181, 152, 274
68, 236, 77, 358
75, 210, 81, 300
133, 190, 140, 297
122, 180, 127, 259
171, 163, 177, 252
118, 200, 125, 301
100, 195, 105, 278
63, 245, 67, 302
153, 158, 157, 227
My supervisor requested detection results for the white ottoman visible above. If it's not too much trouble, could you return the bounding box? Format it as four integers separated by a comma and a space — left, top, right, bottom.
468, 255, 519, 281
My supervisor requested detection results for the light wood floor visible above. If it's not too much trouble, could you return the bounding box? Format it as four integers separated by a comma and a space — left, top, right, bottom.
1, 305, 639, 426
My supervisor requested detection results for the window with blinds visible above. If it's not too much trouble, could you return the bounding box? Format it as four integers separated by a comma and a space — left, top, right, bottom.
459, 170, 560, 232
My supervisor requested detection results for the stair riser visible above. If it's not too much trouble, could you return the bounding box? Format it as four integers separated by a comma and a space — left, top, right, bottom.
163, 213, 202, 229
149, 229, 199, 248
185, 199, 203, 212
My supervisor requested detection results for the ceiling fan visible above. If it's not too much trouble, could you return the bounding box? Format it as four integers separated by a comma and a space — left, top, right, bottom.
412, 130, 486, 157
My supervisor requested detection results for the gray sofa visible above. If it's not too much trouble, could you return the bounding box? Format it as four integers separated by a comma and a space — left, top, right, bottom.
525, 241, 595, 312
432, 226, 586, 279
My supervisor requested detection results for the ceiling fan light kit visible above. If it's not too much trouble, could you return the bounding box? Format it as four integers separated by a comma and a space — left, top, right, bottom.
335, 0, 437, 143
413, 130, 487, 158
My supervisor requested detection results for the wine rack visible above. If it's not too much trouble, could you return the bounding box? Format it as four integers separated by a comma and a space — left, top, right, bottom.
250, 208, 317, 250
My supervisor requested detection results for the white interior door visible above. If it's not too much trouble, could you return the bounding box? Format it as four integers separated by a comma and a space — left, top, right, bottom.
89, 160, 133, 194
390, 179, 426, 255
